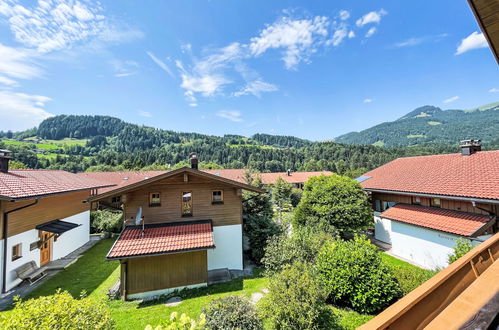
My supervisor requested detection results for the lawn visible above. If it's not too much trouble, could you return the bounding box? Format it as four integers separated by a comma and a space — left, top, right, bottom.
5, 240, 433, 330
381, 253, 437, 295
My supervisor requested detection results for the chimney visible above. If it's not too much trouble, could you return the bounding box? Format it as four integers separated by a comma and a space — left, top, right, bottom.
0, 149, 11, 173
189, 152, 199, 170
287, 169, 291, 176
460, 139, 481, 156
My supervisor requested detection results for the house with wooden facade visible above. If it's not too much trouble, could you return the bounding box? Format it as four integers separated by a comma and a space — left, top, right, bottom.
358, 141, 498, 269
0, 150, 110, 293
87, 155, 265, 300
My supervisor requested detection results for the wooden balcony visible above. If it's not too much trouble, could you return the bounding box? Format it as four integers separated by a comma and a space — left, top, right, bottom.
359, 232, 499, 329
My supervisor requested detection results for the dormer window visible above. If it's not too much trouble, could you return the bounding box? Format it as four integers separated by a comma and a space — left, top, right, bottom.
149, 193, 161, 207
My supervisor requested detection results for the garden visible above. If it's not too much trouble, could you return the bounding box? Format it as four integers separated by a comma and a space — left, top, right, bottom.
0, 174, 440, 329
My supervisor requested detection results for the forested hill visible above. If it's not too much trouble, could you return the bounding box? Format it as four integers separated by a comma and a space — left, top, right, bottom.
335, 102, 499, 147
0, 114, 457, 174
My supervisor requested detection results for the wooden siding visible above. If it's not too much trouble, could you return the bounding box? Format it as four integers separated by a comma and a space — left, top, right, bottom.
3, 191, 91, 237
468, 0, 499, 63
371, 192, 494, 216
115, 173, 242, 227
125, 250, 207, 295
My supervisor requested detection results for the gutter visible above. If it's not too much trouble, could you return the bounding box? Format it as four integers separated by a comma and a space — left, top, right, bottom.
2, 199, 39, 293
365, 189, 499, 205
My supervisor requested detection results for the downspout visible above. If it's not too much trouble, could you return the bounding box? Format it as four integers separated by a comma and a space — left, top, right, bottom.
2, 199, 39, 293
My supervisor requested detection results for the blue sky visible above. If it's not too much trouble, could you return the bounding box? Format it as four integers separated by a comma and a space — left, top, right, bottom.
0, 0, 497, 140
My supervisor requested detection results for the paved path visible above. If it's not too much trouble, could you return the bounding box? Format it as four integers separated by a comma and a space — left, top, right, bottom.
0, 237, 101, 311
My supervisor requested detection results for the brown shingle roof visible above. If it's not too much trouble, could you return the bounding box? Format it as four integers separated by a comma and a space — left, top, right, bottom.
107, 220, 215, 259
361, 150, 499, 201
380, 204, 490, 236
0, 169, 112, 200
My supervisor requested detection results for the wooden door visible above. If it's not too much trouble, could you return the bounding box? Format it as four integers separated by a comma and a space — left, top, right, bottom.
39, 231, 52, 266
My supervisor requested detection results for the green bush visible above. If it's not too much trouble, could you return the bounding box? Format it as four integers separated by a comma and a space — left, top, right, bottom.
145, 312, 206, 330
316, 236, 401, 314
0, 290, 115, 329
293, 175, 372, 237
245, 215, 282, 264
259, 262, 334, 330
262, 227, 333, 274
203, 295, 262, 330
448, 238, 474, 264
382, 254, 437, 295
290, 188, 302, 208
90, 210, 123, 234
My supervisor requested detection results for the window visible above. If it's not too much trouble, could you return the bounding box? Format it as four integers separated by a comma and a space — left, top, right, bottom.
149, 192, 161, 207
375, 200, 381, 212
412, 196, 421, 205
212, 190, 223, 204
12, 243, 22, 261
182, 191, 193, 216
111, 195, 121, 204
432, 198, 441, 208
382, 201, 389, 211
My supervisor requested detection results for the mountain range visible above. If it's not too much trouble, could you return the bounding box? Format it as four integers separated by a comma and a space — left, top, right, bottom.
335, 102, 499, 147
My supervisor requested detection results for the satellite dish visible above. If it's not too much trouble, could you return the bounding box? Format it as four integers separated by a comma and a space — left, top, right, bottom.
135, 207, 142, 226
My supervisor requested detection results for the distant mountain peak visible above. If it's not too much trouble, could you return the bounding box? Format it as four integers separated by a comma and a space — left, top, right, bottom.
399, 106, 442, 120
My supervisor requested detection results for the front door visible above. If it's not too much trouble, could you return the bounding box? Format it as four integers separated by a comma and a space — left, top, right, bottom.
39, 231, 53, 266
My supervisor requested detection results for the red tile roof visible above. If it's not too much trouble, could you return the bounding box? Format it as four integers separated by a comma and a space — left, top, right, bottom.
0, 169, 113, 200
361, 150, 499, 201
380, 204, 490, 236
107, 220, 215, 259
77, 171, 165, 194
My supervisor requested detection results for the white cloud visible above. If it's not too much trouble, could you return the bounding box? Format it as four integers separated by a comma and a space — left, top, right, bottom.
138, 110, 152, 117
356, 9, 387, 27
0, 44, 42, 81
249, 16, 329, 70
112, 59, 139, 77
0, 91, 53, 131
443, 95, 459, 103
348, 31, 355, 39
489, 88, 499, 93
330, 27, 348, 46
455, 31, 488, 55
394, 34, 448, 48
339, 10, 350, 20
0, 0, 142, 53
147, 51, 175, 78
234, 79, 278, 97
365, 27, 377, 38
216, 110, 243, 122
363, 98, 373, 103
0, 75, 19, 87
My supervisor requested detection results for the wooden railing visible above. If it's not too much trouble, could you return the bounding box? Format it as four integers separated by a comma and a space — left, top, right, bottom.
359, 232, 499, 329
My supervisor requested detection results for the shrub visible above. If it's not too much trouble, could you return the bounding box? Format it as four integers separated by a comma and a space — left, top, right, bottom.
243, 173, 274, 219
259, 262, 333, 330
0, 290, 115, 330
245, 215, 282, 264
262, 227, 333, 274
293, 175, 372, 237
203, 295, 262, 330
316, 236, 401, 314
290, 188, 302, 208
90, 210, 122, 234
145, 312, 206, 330
448, 238, 474, 264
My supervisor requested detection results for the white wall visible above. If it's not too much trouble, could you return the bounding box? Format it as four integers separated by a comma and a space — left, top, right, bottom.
388, 220, 460, 269
207, 224, 243, 270
374, 215, 392, 244
52, 211, 90, 260
1, 210, 90, 291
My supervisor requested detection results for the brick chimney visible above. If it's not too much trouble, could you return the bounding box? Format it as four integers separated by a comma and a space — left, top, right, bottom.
0, 149, 12, 173
189, 152, 199, 170
460, 139, 481, 156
